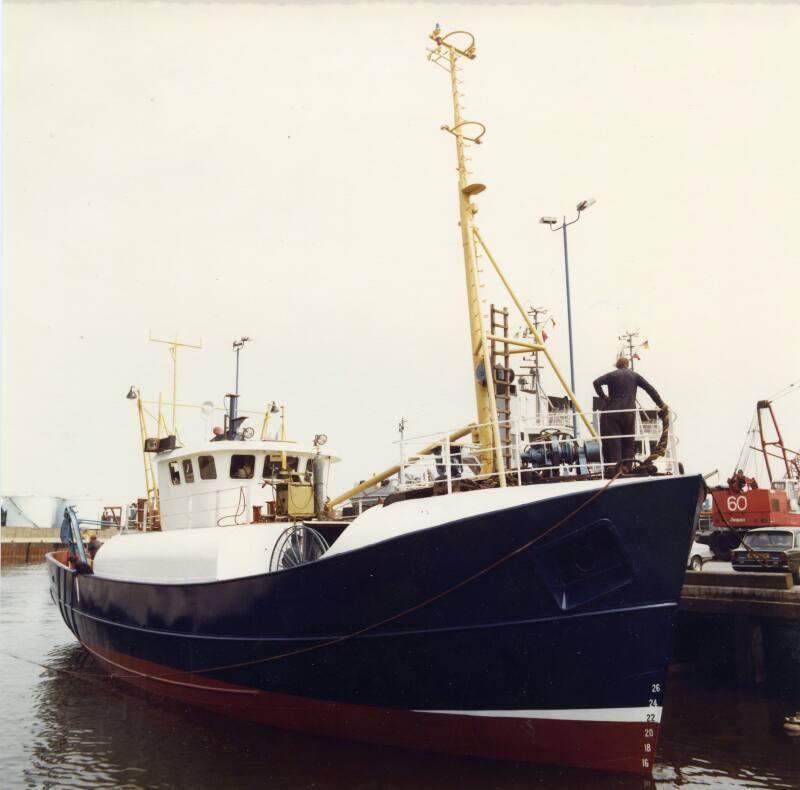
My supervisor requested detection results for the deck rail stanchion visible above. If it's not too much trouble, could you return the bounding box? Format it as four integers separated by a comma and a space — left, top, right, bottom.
444, 437, 453, 494
668, 409, 679, 474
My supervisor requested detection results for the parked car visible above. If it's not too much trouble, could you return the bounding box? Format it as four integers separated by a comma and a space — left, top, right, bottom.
731, 527, 800, 583
687, 541, 713, 571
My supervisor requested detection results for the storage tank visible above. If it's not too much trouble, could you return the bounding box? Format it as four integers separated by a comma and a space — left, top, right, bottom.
1, 495, 64, 528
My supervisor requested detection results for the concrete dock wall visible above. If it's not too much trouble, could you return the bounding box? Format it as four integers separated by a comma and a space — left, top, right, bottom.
678, 569, 800, 690
1, 526, 120, 565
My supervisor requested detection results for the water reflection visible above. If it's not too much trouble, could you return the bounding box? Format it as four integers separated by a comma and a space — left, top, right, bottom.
655, 675, 800, 789
27, 641, 657, 790
4, 564, 800, 789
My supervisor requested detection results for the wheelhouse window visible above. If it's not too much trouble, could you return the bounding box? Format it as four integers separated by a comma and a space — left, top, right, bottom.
231, 454, 255, 479
168, 461, 181, 486
264, 455, 282, 479
198, 455, 217, 480
263, 454, 300, 478
182, 459, 195, 483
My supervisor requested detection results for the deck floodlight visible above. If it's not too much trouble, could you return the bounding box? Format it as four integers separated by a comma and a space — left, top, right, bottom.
539, 216, 558, 225
576, 198, 596, 212
201, 400, 214, 416
314, 433, 328, 447
126, 386, 139, 400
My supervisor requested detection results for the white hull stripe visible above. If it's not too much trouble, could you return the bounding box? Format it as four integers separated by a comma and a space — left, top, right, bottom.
413, 706, 663, 724
327, 476, 666, 556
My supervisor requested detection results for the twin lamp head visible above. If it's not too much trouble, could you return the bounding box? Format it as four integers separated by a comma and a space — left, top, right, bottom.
539, 198, 596, 225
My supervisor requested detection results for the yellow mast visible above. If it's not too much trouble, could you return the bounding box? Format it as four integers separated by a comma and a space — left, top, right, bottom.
428, 28, 597, 451
430, 28, 506, 484
136, 394, 160, 524
149, 333, 202, 434
327, 28, 597, 513
127, 386, 160, 526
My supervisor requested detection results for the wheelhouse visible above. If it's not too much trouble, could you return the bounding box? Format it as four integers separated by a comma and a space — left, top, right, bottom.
154, 440, 340, 530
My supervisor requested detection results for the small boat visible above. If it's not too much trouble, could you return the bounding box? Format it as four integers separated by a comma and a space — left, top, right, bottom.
47, 27, 702, 775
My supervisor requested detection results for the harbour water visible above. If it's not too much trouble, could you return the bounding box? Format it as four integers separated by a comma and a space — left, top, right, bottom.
2, 562, 800, 789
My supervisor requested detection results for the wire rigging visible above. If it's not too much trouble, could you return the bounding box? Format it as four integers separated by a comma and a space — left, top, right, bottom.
768, 378, 800, 403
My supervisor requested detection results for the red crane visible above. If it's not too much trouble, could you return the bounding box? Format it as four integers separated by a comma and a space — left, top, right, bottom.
705, 400, 800, 557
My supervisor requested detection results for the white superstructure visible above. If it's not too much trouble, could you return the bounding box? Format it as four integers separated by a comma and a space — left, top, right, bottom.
153, 440, 339, 531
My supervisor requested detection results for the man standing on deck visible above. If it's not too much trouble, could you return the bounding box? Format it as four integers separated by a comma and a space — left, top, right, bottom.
593, 357, 665, 474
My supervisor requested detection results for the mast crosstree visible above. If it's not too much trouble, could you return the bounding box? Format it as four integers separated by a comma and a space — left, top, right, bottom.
427, 27, 596, 483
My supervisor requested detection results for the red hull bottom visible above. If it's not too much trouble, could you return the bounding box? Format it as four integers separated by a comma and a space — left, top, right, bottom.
83, 641, 658, 775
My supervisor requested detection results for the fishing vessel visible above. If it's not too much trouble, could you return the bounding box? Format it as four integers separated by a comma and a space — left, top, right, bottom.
47, 29, 703, 775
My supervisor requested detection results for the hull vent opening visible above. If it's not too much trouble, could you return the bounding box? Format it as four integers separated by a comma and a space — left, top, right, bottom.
533, 519, 633, 610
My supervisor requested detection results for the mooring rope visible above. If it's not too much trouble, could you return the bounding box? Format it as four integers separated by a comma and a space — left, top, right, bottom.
3, 651, 116, 681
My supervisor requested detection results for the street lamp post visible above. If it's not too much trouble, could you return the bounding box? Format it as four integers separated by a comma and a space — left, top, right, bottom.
539, 198, 596, 437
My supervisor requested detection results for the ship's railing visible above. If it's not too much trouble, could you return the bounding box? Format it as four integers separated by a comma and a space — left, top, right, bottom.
395, 407, 679, 494
78, 518, 122, 531
122, 506, 160, 532
521, 411, 572, 430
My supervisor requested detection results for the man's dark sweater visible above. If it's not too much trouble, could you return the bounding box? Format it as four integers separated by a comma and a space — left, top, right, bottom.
593, 368, 664, 410
592, 367, 664, 467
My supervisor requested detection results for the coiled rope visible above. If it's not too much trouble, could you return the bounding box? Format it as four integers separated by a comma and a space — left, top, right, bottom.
628, 405, 671, 475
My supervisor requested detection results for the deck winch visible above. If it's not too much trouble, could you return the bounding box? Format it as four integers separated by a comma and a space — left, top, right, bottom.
522, 436, 602, 476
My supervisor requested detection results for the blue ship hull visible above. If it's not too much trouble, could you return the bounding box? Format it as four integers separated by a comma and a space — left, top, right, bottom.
48, 474, 703, 774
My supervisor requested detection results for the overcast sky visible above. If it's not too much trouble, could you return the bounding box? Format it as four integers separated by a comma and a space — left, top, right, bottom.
3, 2, 799, 503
